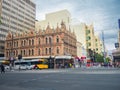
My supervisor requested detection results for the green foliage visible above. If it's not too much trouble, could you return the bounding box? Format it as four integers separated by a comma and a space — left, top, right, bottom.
105, 57, 111, 63
95, 53, 104, 62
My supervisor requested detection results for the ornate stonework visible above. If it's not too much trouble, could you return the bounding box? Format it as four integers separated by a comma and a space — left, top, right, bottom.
5, 22, 77, 59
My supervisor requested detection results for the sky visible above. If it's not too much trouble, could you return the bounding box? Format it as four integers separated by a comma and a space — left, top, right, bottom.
32, 0, 120, 52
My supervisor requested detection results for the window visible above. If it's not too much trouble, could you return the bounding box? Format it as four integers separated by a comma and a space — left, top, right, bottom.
87, 42, 91, 47
24, 40, 26, 46
29, 40, 31, 45
56, 36, 59, 43
46, 37, 48, 44
86, 36, 91, 40
21, 50, 23, 56
49, 48, 51, 54
32, 39, 34, 45
49, 37, 52, 44
32, 49, 34, 55
38, 38, 40, 44
86, 30, 90, 35
29, 49, 31, 56
45, 48, 48, 54
24, 50, 25, 55
57, 47, 59, 54
38, 49, 40, 55
21, 41, 23, 46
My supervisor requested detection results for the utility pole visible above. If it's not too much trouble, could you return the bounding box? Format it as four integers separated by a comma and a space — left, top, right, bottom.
102, 31, 106, 62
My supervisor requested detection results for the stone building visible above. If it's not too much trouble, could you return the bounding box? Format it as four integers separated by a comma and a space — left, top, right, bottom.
5, 21, 77, 59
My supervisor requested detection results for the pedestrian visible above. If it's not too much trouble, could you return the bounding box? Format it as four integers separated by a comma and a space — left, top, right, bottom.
0, 64, 5, 73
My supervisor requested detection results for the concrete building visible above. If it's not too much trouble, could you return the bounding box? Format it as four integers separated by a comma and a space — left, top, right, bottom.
94, 35, 103, 55
5, 22, 77, 59
35, 9, 71, 31
0, 0, 36, 56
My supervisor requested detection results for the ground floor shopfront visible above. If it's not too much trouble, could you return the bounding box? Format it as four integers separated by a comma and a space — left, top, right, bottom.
112, 49, 120, 67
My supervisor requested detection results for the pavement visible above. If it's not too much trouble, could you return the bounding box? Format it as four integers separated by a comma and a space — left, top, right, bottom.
0, 68, 120, 90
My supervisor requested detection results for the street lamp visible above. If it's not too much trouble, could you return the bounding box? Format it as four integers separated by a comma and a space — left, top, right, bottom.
49, 37, 52, 69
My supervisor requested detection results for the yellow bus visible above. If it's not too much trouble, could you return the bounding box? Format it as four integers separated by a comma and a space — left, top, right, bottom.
14, 59, 48, 70
0, 60, 9, 65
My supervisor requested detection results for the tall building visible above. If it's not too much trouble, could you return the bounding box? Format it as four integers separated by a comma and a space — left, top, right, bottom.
0, 0, 36, 56
35, 9, 71, 31
94, 36, 103, 54
5, 22, 77, 59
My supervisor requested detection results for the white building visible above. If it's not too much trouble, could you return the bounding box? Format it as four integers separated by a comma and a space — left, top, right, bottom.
0, 0, 36, 56
35, 9, 71, 31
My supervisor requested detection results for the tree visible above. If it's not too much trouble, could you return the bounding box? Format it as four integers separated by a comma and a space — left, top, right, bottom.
106, 57, 111, 63
95, 53, 104, 62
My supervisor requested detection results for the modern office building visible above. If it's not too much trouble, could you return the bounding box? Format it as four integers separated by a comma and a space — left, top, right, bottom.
0, 0, 36, 56
5, 22, 77, 59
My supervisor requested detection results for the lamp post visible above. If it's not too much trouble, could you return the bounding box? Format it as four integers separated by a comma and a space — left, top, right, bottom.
9, 33, 14, 70
49, 37, 52, 69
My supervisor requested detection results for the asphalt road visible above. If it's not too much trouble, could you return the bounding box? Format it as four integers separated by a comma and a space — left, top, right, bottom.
0, 68, 120, 90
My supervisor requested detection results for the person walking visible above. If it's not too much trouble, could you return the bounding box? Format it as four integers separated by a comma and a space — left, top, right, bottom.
0, 64, 5, 73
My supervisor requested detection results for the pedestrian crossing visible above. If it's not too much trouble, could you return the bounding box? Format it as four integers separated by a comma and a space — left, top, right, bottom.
6, 68, 120, 74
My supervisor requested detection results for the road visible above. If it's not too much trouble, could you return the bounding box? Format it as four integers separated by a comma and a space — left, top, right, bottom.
0, 68, 120, 90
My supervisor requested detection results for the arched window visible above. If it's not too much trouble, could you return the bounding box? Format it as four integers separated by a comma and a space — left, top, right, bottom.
49, 37, 52, 44
38, 49, 40, 55
29, 49, 31, 56
29, 40, 31, 46
45, 48, 48, 54
32, 49, 34, 55
38, 38, 40, 45
17, 41, 18, 47
56, 36, 59, 43
46, 37, 48, 44
57, 47, 59, 54
49, 48, 51, 54
24, 50, 25, 55
21, 41, 23, 46
32, 39, 34, 45
24, 40, 26, 46
21, 50, 23, 56
14, 42, 16, 47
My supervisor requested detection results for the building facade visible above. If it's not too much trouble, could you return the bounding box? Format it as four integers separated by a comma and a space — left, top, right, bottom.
35, 9, 71, 31
0, 0, 36, 56
35, 9, 103, 58
94, 36, 103, 55
112, 30, 120, 63
35, 10, 85, 57
5, 22, 77, 59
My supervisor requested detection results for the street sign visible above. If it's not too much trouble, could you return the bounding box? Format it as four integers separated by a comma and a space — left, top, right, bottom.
115, 43, 119, 48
